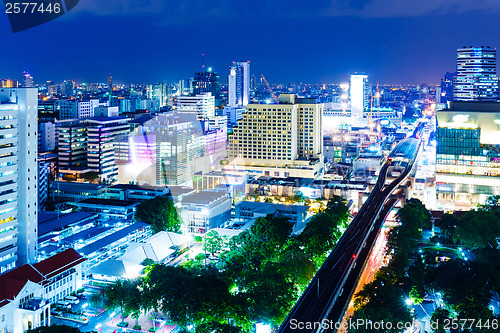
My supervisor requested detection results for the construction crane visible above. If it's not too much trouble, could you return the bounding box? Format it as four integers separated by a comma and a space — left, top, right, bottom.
260, 74, 279, 104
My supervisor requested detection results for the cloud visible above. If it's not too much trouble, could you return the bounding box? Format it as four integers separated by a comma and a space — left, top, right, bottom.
71, 0, 500, 22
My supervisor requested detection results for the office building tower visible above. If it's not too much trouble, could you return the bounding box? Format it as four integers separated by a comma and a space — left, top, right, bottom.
56, 99, 99, 120
107, 73, 113, 92
46, 81, 57, 96
227, 94, 324, 179
193, 69, 220, 100
0, 88, 38, 271
22, 72, 33, 88
223, 106, 245, 126
176, 92, 215, 121
454, 46, 500, 101
85, 117, 130, 182
228, 61, 250, 107
178, 79, 193, 95
38, 120, 56, 152
57, 120, 88, 177
350, 74, 369, 118
436, 101, 500, 208
119, 111, 208, 186
62, 80, 74, 96
146, 83, 173, 108
437, 72, 456, 104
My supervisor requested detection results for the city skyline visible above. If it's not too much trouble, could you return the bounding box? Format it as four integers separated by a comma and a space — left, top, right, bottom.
1, 1, 500, 85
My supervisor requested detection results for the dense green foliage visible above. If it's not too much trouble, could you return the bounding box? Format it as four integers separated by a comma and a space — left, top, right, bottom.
352, 197, 500, 333
135, 195, 181, 233
104, 196, 350, 331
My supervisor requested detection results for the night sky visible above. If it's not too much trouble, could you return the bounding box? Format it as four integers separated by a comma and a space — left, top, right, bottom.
1, 0, 500, 85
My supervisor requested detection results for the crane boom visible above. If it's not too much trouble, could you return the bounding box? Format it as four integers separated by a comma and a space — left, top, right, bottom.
260, 74, 279, 103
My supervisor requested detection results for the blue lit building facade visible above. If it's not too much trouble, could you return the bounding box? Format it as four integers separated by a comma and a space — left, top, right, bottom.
453, 46, 500, 102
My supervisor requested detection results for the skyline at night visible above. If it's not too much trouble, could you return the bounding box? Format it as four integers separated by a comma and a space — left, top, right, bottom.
2, 1, 500, 84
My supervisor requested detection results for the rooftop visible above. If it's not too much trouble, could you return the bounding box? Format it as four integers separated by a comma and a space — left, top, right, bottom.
78, 198, 138, 207
181, 191, 228, 205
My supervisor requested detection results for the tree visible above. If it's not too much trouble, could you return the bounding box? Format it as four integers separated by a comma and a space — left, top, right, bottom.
292, 191, 305, 204
83, 171, 100, 183
89, 291, 104, 309
204, 230, 226, 256
102, 279, 139, 324
430, 308, 451, 333
438, 213, 459, 241
135, 195, 181, 233
409, 285, 424, 305
453, 210, 500, 248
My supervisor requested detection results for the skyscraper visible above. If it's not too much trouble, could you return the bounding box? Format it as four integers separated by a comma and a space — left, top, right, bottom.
228, 61, 250, 107
350, 74, 369, 118
193, 69, 220, 101
437, 72, 456, 104
0, 88, 38, 271
454, 46, 500, 102
146, 83, 173, 108
227, 94, 324, 179
22, 72, 33, 88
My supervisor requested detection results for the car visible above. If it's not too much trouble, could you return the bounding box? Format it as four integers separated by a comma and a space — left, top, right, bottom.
64, 295, 80, 304
55, 300, 71, 309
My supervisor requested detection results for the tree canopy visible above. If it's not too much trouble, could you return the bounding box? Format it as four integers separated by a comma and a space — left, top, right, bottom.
135, 195, 181, 233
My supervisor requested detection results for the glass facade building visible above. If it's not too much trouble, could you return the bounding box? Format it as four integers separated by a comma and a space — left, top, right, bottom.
454, 46, 500, 102
436, 102, 500, 207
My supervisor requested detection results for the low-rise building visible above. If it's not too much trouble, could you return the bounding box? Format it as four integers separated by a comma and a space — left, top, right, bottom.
105, 184, 170, 201
180, 191, 232, 235
73, 198, 138, 220
234, 201, 309, 226
0, 249, 86, 333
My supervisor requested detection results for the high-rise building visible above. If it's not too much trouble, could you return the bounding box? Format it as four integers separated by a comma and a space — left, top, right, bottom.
85, 117, 130, 182
62, 80, 74, 96
227, 94, 324, 179
176, 92, 215, 121
107, 73, 113, 93
454, 46, 500, 101
119, 111, 208, 186
0, 88, 38, 271
193, 69, 220, 100
56, 99, 99, 120
146, 83, 173, 108
38, 120, 56, 152
350, 74, 370, 118
228, 61, 250, 107
436, 101, 500, 208
437, 72, 456, 104
57, 120, 88, 170
22, 72, 33, 88
46, 81, 57, 96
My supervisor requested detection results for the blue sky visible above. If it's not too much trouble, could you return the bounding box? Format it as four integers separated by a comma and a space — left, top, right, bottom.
1, 0, 500, 85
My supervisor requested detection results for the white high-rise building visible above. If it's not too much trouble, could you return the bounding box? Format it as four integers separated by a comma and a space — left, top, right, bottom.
350, 74, 369, 118
0, 88, 38, 272
228, 61, 250, 107
176, 92, 215, 120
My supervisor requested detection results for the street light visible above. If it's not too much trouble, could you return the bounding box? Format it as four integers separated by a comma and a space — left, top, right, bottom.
405, 298, 413, 306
